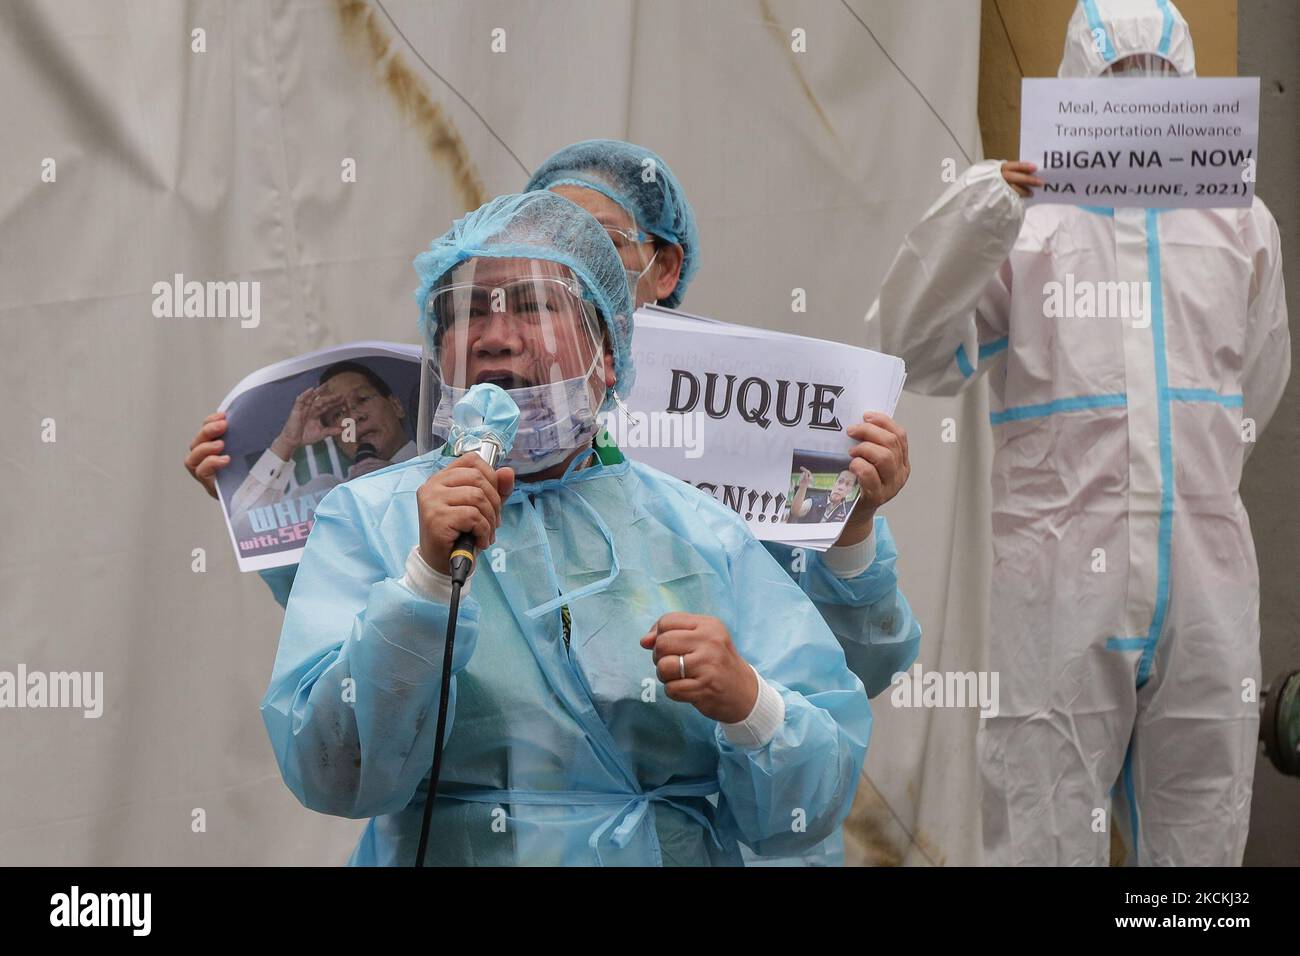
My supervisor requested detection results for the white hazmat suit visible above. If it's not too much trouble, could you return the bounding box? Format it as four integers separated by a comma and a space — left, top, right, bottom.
873, 0, 1290, 865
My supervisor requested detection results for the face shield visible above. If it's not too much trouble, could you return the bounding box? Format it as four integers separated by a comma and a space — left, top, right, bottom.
1102, 53, 1181, 78
417, 257, 609, 473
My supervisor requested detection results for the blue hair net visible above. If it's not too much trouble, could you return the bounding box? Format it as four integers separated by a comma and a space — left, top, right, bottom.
413, 191, 635, 400
525, 139, 700, 309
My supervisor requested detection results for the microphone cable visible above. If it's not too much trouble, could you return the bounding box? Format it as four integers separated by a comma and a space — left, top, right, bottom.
414, 573, 464, 868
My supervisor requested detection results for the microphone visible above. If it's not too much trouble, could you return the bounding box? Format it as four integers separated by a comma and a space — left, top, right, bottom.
353, 442, 378, 463
445, 383, 520, 586
415, 382, 519, 867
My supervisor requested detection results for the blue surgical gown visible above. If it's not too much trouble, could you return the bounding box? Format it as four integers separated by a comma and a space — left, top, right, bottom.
261, 450, 872, 866
260, 521, 921, 696
749, 523, 920, 865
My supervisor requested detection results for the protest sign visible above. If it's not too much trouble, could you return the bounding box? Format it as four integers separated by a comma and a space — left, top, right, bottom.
215, 342, 421, 571
620, 306, 906, 549
1020, 77, 1259, 208
215, 315, 906, 569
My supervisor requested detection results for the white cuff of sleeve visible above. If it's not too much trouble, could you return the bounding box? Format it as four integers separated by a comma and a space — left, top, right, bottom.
822, 527, 877, 579
721, 666, 785, 750
401, 545, 466, 602
250, 448, 290, 485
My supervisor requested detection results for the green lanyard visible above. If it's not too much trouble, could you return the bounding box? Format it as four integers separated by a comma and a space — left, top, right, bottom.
560, 605, 572, 649
560, 432, 621, 649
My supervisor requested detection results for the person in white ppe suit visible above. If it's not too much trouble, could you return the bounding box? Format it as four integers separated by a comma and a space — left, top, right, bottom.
873, 0, 1290, 866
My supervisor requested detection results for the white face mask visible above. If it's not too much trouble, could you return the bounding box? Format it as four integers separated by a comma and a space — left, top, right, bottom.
432, 353, 605, 474
625, 248, 659, 306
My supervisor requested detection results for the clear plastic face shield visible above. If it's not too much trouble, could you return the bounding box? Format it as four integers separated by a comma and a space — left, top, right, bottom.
418, 257, 610, 473
1102, 53, 1181, 78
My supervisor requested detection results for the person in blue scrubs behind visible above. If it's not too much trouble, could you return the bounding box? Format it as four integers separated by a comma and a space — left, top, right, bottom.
527, 139, 922, 865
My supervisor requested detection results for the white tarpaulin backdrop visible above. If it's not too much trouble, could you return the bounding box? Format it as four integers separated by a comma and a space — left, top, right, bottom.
0, 0, 992, 865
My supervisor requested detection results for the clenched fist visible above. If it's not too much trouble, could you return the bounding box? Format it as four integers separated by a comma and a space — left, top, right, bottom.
416, 454, 515, 574
640, 613, 758, 724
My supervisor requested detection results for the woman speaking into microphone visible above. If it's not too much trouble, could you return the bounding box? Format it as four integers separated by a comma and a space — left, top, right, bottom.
260, 191, 869, 866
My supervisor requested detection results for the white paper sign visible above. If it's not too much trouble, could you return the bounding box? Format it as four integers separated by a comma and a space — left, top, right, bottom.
1020, 77, 1259, 208
216, 317, 908, 568
215, 342, 422, 572
618, 307, 906, 549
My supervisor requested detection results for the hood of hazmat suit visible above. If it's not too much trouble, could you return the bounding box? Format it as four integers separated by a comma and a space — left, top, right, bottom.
261, 194, 871, 866
1058, 0, 1195, 78
874, 0, 1289, 865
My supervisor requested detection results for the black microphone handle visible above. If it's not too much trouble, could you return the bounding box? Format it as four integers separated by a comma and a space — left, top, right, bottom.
447, 531, 477, 585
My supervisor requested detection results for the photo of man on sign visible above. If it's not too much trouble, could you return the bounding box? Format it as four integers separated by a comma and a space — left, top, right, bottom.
206, 348, 423, 571
787, 449, 861, 525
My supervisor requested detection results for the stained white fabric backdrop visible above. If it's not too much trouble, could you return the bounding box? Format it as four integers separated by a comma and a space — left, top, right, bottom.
0, 0, 992, 865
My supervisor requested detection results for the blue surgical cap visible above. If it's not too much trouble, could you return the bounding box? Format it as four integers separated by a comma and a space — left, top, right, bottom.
413, 191, 635, 400
525, 139, 700, 309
